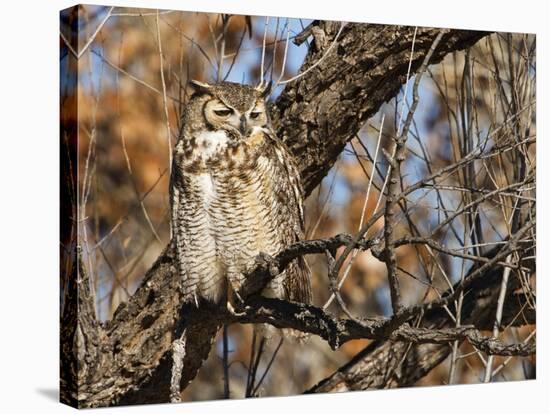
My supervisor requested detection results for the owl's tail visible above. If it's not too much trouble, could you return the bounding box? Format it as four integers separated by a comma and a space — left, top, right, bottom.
285, 255, 313, 305
254, 256, 313, 343
286, 255, 313, 342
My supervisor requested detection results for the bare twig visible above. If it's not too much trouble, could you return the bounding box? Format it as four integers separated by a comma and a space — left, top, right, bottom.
483, 254, 513, 381
252, 337, 284, 396
120, 132, 162, 244
156, 10, 173, 169
397, 26, 418, 135
382, 31, 444, 314
60, 6, 114, 59
222, 325, 230, 398
277, 22, 346, 85
91, 50, 182, 103
323, 116, 385, 310
259, 17, 270, 87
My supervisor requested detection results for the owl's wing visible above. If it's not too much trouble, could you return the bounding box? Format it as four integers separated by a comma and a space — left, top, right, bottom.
169, 157, 182, 240
264, 130, 305, 236
169, 158, 196, 304
264, 129, 312, 305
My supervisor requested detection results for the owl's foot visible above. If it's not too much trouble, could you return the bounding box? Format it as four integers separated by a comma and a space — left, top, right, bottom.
226, 300, 248, 317
227, 277, 246, 305
233, 289, 246, 305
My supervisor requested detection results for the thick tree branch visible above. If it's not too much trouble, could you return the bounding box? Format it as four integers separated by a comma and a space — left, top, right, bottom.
231, 227, 535, 358
271, 22, 489, 196
230, 297, 534, 356
64, 25, 493, 408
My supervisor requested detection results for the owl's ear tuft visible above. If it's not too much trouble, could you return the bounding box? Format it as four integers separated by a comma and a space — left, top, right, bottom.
189, 79, 213, 95
256, 81, 272, 99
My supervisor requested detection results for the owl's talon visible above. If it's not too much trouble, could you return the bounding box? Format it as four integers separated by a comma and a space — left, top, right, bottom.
234, 290, 245, 305
227, 277, 245, 305
226, 300, 248, 317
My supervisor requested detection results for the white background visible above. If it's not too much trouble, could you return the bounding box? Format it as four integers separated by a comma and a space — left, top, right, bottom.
0, 0, 546, 413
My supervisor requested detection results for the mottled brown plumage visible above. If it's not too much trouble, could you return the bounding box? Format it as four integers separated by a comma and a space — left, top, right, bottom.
170, 81, 312, 329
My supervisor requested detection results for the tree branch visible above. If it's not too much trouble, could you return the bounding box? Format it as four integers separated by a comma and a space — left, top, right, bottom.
307, 245, 535, 393
230, 297, 534, 356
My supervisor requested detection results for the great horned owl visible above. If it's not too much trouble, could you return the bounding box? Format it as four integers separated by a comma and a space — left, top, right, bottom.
170, 80, 312, 320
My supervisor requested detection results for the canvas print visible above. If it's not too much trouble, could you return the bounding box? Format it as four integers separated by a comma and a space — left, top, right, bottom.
60, 4, 536, 408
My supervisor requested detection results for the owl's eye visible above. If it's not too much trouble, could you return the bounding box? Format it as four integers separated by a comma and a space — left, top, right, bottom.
250, 111, 262, 119
214, 108, 232, 117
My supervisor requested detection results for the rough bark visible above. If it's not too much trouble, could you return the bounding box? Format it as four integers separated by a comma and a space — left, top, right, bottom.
272, 22, 489, 196
61, 23, 493, 408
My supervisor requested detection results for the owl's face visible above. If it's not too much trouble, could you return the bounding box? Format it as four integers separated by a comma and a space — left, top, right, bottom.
190, 80, 271, 138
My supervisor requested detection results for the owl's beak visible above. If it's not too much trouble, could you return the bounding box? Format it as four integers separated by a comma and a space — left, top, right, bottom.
239, 115, 247, 135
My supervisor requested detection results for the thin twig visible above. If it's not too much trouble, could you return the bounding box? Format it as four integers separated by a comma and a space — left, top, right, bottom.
273, 25, 291, 91
156, 10, 173, 170
483, 254, 512, 382
278, 22, 347, 85
91, 50, 182, 103
222, 325, 230, 398
397, 26, 418, 136
259, 17, 270, 87
60, 6, 114, 59
252, 337, 284, 396
111, 9, 176, 17
382, 31, 444, 313
120, 132, 162, 244
323, 116, 384, 310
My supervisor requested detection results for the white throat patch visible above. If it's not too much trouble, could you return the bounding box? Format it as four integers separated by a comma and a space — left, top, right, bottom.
196, 130, 230, 159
